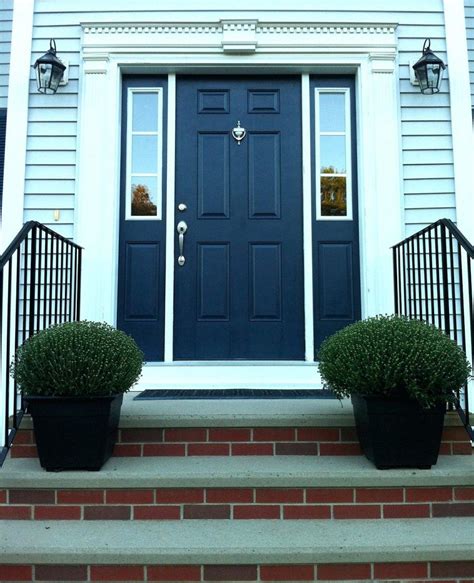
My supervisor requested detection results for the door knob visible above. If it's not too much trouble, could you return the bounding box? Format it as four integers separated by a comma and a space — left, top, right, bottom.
178, 203, 187, 212
177, 221, 188, 266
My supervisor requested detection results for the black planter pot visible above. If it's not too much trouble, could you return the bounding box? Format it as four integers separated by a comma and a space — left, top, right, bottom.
351, 394, 446, 469
25, 394, 123, 471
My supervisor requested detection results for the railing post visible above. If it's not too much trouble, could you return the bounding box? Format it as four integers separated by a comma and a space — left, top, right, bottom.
393, 247, 399, 315
28, 227, 37, 338
440, 223, 451, 337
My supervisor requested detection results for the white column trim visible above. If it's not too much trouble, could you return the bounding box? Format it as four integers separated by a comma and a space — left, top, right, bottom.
443, 0, 474, 242
1, 0, 34, 250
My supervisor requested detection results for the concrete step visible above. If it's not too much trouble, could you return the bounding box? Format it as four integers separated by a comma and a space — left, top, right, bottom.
1, 518, 473, 581
12, 396, 472, 458
1, 455, 473, 521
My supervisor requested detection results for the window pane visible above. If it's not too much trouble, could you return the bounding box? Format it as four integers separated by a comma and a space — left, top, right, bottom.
319, 92, 346, 132
132, 92, 158, 132
131, 176, 158, 217
320, 135, 346, 174
320, 176, 347, 217
132, 136, 158, 174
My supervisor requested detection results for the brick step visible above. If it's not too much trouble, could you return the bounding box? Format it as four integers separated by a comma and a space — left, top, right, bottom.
2, 456, 473, 521
12, 396, 472, 458
0, 518, 473, 581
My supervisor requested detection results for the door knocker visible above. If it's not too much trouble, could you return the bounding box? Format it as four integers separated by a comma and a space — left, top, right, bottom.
232, 121, 246, 145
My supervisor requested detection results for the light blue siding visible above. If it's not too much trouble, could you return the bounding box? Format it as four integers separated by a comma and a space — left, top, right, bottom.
466, 0, 474, 106
0, 0, 13, 107
25, 0, 456, 239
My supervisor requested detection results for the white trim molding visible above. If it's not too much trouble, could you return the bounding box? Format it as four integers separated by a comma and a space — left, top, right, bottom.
1, 0, 34, 250
443, 0, 474, 243
76, 17, 402, 384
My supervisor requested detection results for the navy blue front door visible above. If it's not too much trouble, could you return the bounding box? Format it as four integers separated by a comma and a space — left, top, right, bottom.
174, 77, 305, 360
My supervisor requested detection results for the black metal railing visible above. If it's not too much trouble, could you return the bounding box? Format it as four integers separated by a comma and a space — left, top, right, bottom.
393, 219, 473, 439
0, 221, 82, 465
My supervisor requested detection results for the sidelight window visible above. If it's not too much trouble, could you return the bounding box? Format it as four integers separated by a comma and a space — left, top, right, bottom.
315, 88, 352, 220
126, 88, 163, 220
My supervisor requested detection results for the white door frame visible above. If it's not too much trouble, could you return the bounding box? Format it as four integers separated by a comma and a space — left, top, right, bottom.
75, 20, 403, 387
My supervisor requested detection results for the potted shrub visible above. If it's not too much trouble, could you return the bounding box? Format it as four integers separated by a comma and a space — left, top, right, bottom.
11, 321, 143, 471
318, 315, 471, 469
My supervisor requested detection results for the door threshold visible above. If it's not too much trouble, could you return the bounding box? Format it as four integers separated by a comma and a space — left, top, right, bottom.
138, 362, 322, 390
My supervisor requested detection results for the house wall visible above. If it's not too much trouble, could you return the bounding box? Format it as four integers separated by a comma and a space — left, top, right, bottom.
23, 0, 456, 241
466, 0, 474, 107
0, 0, 12, 108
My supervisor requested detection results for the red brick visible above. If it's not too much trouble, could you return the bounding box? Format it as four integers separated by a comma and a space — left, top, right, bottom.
0, 490, 6, 503
90, 565, 145, 580
233, 505, 280, 519
383, 504, 430, 518
442, 427, 471, 441
306, 488, 354, 503
452, 442, 473, 455
105, 489, 154, 504
13, 430, 34, 444
113, 444, 142, 456
188, 443, 230, 456
206, 489, 254, 503
355, 488, 403, 503
439, 443, 452, 455
134, 506, 181, 520
0, 565, 33, 580
317, 563, 371, 580
83, 506, 131, 520
34, 506, 81, 520
297, 428, 339, 442
0, 506, 32, 519
165, 428, 207, 442
431, 561, 474, 577
455, 487, 474, 501
319, 443, 362, 455
374, 562, 428, 579
148, 565, 201, 581
283, 505, 331, 519
261, 565, 314, 580
253, 428, 295, 441
203, 565, 257, 581
183, 505, 230, 519
11, 445, 38, 458
155, 489, 204, 504
208, 428, 251, 442
143, 444, 185, 456
257, 488, 303, 503
432, 502, 474, 517
231, 443, 274, 456
340, 427, 358, 442
406, 487, 452, 502
57, 490, 104, 504
9, 490, 55, 504
35, 564, 88, 580
333, 505, 381, 519
275, 443, 318, 455
119, 428, 163, 443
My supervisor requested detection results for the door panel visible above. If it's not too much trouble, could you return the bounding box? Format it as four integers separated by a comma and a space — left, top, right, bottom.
174, 76, 304, 361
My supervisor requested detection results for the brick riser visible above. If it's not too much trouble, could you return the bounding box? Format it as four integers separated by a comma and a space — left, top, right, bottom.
1, 486, 473, 521
1, 560, 474, 582
11, 426, 472, 458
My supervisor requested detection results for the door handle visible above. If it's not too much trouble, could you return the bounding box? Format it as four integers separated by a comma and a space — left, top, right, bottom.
177, 221, 188, 266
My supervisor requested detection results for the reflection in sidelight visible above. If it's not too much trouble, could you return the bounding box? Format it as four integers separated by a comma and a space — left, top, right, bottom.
131, 183, 157, 216
320, 175, 347, 217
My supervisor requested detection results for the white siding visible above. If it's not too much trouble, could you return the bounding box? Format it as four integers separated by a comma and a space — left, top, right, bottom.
0, 0, 12, 107
25, 0, 456, 239
466, 0, 474, 107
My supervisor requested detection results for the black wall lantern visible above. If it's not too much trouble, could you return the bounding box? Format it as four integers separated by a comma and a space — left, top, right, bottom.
33, 39, 66, 94
412, 39, 446, 95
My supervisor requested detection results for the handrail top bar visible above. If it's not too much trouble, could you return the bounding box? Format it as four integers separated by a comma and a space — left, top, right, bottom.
0, 221, 83, 270
392, 218, 474, 258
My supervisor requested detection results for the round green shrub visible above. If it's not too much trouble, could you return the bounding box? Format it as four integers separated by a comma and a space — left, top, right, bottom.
318, 315, 471, 407
11, 321, 143, 397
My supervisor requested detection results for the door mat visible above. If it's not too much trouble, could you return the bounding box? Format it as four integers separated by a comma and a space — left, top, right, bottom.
134, 389, 335, 400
